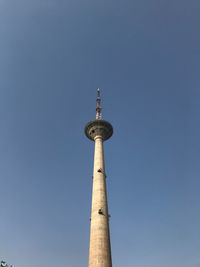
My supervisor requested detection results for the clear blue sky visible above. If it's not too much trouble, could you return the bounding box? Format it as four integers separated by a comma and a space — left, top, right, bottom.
0, 0, 200, 266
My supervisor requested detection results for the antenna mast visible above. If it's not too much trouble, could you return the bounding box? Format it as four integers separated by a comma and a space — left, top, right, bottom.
96, 88, 102, 120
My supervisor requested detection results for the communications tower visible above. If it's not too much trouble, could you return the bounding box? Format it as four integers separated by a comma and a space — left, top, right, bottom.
85, 89, 113, 267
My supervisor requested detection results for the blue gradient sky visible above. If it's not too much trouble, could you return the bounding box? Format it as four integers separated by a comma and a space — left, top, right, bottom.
0, 0, 200, 266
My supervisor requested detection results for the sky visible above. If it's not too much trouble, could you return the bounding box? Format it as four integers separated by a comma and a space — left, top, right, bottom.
0, 0, 200, 266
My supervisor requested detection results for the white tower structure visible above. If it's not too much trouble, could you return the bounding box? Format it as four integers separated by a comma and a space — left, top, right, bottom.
85, 89, 113, 267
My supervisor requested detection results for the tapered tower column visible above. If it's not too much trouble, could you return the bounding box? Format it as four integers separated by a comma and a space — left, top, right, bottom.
85, 89, 113, 267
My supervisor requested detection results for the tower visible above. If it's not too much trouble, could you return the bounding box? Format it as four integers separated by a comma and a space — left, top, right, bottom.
85, 89, 113, 267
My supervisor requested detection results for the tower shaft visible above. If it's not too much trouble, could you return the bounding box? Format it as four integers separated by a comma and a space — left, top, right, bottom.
89, 135, 112, 267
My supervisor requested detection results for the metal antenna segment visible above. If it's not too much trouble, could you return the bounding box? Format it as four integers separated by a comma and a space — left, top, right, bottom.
96, 88, 102, 120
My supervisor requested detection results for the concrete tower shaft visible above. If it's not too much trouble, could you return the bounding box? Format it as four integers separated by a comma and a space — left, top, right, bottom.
85, 90, 113, 267
88, 135, 112, 267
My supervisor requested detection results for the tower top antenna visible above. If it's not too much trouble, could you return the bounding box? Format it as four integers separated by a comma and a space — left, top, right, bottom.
96, 88, 102, 120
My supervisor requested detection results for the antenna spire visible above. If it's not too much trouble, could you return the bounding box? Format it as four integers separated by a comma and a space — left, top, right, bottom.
96, 88, 102, 120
